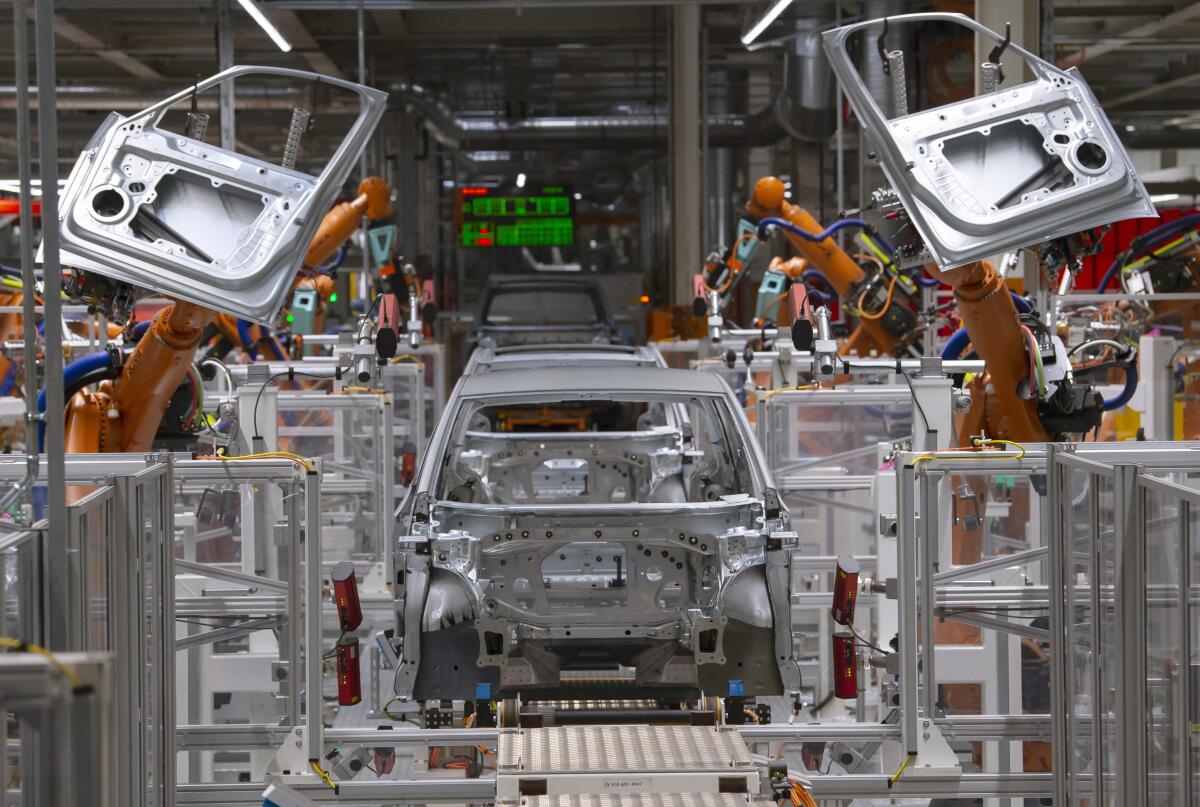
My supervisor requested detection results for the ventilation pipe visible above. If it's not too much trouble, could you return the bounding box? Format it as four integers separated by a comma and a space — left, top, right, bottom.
392, 81, 785, 151
773, 4, 837, 142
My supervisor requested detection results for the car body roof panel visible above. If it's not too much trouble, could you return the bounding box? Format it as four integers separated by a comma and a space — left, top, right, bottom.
457, 366, 730, 399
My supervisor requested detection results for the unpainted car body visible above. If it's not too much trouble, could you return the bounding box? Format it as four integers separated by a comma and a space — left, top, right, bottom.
392, 366, 802, 701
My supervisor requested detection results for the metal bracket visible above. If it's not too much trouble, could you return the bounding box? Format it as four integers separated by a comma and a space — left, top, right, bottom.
265, 726, 312, 778
905, 719, 962, 779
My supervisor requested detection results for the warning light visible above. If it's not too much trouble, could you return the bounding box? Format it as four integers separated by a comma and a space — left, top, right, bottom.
460, 187, 489, 197
639, 295, 650, 304
329, 292, 338, 303
286, 314, 295, 323
478, 237, 493, 247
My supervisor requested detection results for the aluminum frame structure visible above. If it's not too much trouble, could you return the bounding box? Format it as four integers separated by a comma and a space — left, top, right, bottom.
171, 456, 324, 790
0, 653, 114, 807
897, 441, 1200, 806
0, 454, 175, 807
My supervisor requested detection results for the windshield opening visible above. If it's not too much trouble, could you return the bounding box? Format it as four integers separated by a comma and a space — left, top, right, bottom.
437, 394, 754, 505
483, 288, 602, 326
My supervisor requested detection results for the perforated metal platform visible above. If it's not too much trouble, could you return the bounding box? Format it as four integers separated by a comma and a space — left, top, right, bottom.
494, 725, 759, 800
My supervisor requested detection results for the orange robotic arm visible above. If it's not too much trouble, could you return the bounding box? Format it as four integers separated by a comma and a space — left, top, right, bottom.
924, 260, 1047, 444
305, 176, 393, 268
747, 177, 898, 357
66, 177, 394, 455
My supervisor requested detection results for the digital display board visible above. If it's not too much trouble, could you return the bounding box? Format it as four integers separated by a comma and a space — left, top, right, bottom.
457, 186, 574, 248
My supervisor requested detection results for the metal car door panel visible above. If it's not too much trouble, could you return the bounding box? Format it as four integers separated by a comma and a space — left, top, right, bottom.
822, 13, 1154, 268
44, 66, 387, 324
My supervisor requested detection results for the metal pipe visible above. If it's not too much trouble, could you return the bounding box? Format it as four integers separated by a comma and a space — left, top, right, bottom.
774, 6, 836, 142
35, 0, 69, 648
200, 358, 234, 394
390, 82, 786, 151
8, 0, 39, 528
305, 465, 323, 760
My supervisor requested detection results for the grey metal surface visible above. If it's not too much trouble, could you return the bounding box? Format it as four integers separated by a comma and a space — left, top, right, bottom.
465, 344, 668, 375
822, 13, 1154, 268
496, 725, 754, 774
48, 66, 386, 324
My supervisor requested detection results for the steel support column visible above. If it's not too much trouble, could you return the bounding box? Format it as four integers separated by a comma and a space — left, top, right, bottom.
33, 0, 67, 649
1115, 462, 1147, 806
669, 3, 702, 306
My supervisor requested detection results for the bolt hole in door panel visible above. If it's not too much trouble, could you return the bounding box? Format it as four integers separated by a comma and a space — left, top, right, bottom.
822, 13, 1154, 268
44, 66, 387, 323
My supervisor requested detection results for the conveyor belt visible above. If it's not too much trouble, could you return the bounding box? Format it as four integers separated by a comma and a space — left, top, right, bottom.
494, 725, 760, 800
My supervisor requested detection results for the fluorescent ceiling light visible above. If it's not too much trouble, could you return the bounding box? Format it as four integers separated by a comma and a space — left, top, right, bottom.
741, 0, 797, 46
1150, 193, 1181, 204
573, 192, 582, 201
0, 179, 65, 196
516, 173, 527, 189
235, 0, 293, 53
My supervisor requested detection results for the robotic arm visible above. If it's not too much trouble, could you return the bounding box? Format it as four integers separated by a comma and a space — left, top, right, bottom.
923, 259, 1047, 443
63, 177, 394, 454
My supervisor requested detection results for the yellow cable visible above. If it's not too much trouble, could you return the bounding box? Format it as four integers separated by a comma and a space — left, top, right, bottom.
762, 383, 821, 400
0, 636, 81, 688
1125, 232, 1197, 272
890, 753, 914, 785
310, 759, 337, 791
198, 451, 315, 473
912, 438, 1026, 468
340, 386, 391, 400
858, 233, 894, 268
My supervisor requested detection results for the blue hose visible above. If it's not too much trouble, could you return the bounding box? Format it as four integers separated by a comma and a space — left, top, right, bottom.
1010, 292, 1032, 314
236, 318, 257, 359
757, 216, 897, 257
799, 269, 833, 306
37, 350, 117, 449
941, 328, 971, 361
130, 320, 152, 342
1103, 364, 1138, 411
941, 293, 1032, 361
917, 274, 940, 288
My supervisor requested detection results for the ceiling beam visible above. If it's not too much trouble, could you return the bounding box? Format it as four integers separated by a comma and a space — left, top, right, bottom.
39, 11, 165, 80
263, 8, 345, 77
1059, 1, 1200, 66
1105, 68, 1200, 108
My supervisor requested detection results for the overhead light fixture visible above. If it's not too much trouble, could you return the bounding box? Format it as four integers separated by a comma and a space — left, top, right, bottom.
0, 178, 65, 197
235, 0, 293, 53
516, 173, 527, 189
1150, 193, 1181, 204
573, 192, 582, 201
741, 0, 797, 46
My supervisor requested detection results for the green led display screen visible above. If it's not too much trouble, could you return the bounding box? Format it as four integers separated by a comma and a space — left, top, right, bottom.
457, 186, 573, 248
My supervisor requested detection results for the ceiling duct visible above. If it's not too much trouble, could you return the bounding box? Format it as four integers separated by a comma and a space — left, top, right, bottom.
773, 4, 836, 142
391, 81, 785, 150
